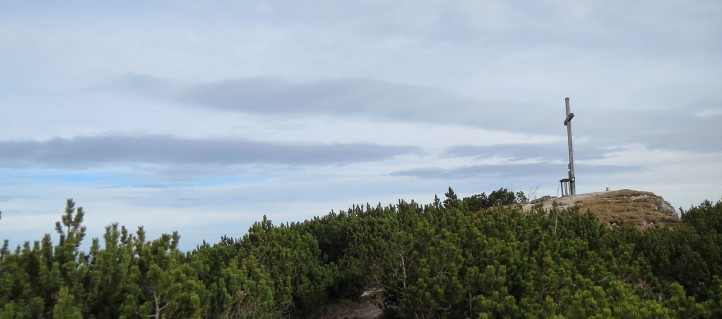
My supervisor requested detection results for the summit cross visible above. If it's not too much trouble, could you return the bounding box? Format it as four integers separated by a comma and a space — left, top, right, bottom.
562, 97, 576, 196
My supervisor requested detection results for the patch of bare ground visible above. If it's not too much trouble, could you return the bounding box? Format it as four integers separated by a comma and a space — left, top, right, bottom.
318, 288, 383, 319
523, 189, 680, 228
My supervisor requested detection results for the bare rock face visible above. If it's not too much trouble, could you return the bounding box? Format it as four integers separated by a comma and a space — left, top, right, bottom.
523, 189, 679, 228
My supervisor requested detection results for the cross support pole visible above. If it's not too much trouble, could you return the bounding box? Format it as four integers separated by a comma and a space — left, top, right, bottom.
563, 97, 576, 195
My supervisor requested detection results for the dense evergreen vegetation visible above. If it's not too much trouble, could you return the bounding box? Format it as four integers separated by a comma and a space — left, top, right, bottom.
1, 188, 721, 318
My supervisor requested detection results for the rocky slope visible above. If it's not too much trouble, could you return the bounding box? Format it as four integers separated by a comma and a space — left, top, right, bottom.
522, 189, 680, 228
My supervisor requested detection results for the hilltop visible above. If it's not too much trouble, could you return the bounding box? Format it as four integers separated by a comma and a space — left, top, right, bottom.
4, 192, 722, 318
523, 189, 680, 228
322, 189, 683, 318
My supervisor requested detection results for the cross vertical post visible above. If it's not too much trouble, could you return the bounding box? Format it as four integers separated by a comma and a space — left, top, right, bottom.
563, 97, 576, 195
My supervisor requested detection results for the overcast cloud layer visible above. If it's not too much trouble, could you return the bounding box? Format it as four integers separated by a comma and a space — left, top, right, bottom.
1, 1, 721, 250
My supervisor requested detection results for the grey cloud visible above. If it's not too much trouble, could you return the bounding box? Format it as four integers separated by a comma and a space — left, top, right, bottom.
116, 74, 552, 132
111, 74, 177, 98
443, 143, 610, 162
116, 75, 722, 153
179, 77, 480, 122
391, 163, 559, 180
576, 164, 645, 176
0, 135, 419, 168
578, 109, 722, 153
391, 163, 641, 180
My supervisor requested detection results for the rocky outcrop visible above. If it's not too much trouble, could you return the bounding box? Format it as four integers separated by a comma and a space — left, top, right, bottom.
523, 189, 679, 228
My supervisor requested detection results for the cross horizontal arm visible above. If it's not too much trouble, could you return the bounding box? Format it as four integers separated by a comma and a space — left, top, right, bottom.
564, 112, 574, 125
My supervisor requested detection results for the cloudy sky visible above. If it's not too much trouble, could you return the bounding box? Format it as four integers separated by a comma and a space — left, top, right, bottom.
1, 1, 721, 250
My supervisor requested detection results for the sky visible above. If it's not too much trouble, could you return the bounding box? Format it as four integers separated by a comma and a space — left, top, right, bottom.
1, 0, 721, 250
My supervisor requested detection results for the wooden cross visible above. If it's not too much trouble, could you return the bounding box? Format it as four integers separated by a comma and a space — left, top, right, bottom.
563, 97, 576, 195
